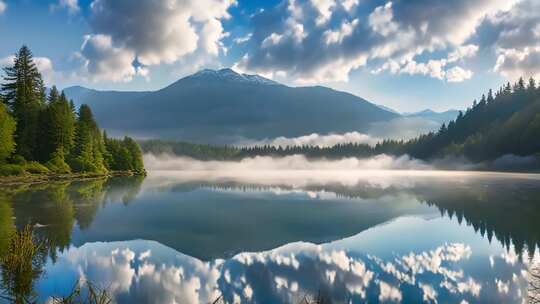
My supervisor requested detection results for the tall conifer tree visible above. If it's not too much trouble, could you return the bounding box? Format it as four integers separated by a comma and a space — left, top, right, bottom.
1, 46, 45, 160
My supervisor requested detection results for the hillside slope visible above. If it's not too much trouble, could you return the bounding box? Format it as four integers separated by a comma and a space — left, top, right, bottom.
65, 69, 398, 143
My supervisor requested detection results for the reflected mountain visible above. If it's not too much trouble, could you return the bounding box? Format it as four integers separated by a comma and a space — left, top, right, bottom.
33, 220, 539, 304
1, 171, 540, 303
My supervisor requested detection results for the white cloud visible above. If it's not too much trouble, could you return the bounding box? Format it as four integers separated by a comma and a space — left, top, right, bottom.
262, 33, 283, 48
495, 278, 510, 294
80, 34, 137, 82
310, 0, 336, 25
51, 0, 80, 14
379, 281, 402, 302
368, 2, 398, 37
478, 0, 540, 80
374, 55, 474, 83
239, 0, 516, 83
447, 44, 479, 63
341, 0, 358, 12
419, 283, 438, 303
234, 33, 252, 44
34, 57, 57, 84
446, 66, 474, 82
494, 47, 540, 80
79, 0, 235, 82
324, 19, 358, 45
0, 1, 6, 14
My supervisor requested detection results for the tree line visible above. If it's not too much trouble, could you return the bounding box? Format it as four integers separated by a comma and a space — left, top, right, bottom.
140, 76, 540, 168
0, 46, 145, 176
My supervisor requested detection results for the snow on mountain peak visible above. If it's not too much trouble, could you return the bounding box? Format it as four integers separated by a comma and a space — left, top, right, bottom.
187, 68, 279, 86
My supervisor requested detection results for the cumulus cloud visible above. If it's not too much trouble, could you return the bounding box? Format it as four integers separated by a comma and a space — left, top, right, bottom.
372, 44, 477, 82
379, 281, 402, 302
494, 47, 540, 80
80, 34, 137, 82
79, 0, 235, 82
50, 0, 80, 14
0, 1, 6, 14
474, 0, 540, 80
236, 0, 514, 83
446, 66, 474, 82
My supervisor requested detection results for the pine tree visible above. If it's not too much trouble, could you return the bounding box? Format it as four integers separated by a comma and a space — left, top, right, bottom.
41, 90, 76, 172
0, 102, 16, 163
1, 46, 45, 160
487, 89, 494, 103
70, 105, 107, 173
123, 136, 145, 173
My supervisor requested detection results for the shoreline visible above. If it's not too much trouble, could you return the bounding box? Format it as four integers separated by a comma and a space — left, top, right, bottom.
0, 171, 145, 186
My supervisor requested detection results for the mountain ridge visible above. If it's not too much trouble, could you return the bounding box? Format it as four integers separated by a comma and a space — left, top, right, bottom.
64, 68, 399, 144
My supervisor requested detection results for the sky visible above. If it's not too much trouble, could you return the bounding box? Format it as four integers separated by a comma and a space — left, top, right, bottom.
0, 0, 538, 112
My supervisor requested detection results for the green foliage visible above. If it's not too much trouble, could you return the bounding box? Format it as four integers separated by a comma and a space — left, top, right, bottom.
10, 155, 26, 165
0, 164, 25, 176
104, 135, 145, 174
0, 45, 145, 177
70, 105, 107, 173
0, 102, 16, 163
45, 149, 71, 174
139, 139, 240, 160
23, 161, 50, 174
123, 137, 145, 173
39, 88, 76, 163
50, 281, 113, 304
0, 225, 45, 304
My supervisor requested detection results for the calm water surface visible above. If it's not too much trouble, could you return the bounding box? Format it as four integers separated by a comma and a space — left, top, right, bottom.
1, 170, 540, 303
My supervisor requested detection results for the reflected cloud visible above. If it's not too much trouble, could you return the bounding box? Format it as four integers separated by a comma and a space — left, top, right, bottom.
36, 238, 531, 304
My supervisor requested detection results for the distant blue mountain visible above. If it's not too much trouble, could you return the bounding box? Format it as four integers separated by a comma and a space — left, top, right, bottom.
404, 109, 460, 124
64, 68, 398, 143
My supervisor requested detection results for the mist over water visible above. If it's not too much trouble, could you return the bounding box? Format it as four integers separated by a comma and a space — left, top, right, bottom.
143, 153, 433, 171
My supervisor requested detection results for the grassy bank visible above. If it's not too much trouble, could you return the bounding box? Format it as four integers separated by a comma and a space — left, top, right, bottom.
0, 170, 144, 186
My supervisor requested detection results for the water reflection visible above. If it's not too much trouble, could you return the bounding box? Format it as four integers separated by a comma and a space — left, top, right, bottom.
34, 222, 539, 303
0, 171, 539, 303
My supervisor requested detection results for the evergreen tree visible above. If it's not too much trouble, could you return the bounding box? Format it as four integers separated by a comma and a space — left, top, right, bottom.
41, 90, 76, 172
0, 102, 16, 163
123, 136, 145, 173
487, 89, 494, 103
1, 46, 45, 160
70, 105, 107, 173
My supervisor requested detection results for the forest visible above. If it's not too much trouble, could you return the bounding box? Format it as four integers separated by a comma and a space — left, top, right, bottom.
141, 76, 540, 169
0, 46, 145, 177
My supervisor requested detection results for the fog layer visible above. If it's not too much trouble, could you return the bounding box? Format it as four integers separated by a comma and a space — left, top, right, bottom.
144, 154, 433, 171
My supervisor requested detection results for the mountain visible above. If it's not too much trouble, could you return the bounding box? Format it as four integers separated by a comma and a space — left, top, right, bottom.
64, 68, 398, 143
404, 109, 460, 124
374, 104, 400, 114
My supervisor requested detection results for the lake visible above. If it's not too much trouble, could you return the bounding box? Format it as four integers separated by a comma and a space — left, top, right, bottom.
1, 170, 539, 303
